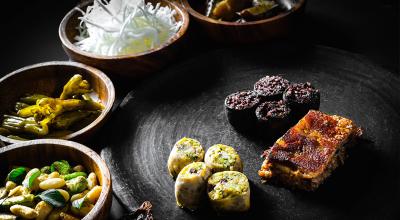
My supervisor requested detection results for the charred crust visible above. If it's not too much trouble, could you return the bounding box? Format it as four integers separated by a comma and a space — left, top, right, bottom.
259, 110, 362, 190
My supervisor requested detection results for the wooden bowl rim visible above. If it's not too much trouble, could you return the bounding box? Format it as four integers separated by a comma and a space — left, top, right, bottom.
181, 0, 306, 26
0, 61, 115, 144
59, 0, 190, 60
0, 139, 112, 220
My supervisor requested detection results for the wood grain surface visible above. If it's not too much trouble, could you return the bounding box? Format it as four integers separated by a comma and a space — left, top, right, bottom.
101, 45, 400, 219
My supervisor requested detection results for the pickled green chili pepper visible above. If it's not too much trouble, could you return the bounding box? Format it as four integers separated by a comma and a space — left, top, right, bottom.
20, 94, 48, 105
14, 102, 30, 112
53, 111, 93, 130
60, 74, 92, 100
2, 115, 49, 136
1, 74, 104, 139
0, 127, 10, 136
1, 115, 46, 136
6, 135, 29, 141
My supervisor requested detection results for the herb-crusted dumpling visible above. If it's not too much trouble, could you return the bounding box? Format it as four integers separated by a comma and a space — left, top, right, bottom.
207, 171, 250, 212
168, 137, 205, 178
175, 162, 211, 210
205, 144, 243, 173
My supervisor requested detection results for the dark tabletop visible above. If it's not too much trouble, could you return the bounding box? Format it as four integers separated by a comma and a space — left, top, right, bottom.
0, 0, 398, 219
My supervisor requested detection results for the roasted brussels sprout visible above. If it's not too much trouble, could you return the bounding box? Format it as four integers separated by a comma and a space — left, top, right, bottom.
66, 176, 88, 194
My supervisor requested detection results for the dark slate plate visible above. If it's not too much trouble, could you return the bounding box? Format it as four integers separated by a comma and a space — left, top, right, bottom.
101, 45, 400, 219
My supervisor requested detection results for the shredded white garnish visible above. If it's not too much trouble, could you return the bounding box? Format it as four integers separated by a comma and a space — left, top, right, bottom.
74, 0, 182, 56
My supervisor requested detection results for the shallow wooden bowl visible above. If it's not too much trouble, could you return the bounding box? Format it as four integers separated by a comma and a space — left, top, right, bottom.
182, 0, 306, 43
0, 139, 112, 220
59, 0, 189, 78
0, 61, 115, 144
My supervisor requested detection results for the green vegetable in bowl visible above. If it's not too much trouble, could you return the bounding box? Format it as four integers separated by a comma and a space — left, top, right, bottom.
66, 176, 88, 194
20, 94, 48, 105
0, 160, 102, 219
53, 111, 95, 130
14, 102, 30, 112
63, 172, 87, 181
0, 74, 104, 140
37, 189, 66, 208
60, 74, 91, 100
6, 167, 27, 185
22, 168, 41, 190
50, 160, 72, 175
0, 194, 35, 209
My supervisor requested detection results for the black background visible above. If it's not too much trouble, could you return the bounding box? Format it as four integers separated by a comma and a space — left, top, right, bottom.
0, 0, 398, 218
0, 0, 397, 75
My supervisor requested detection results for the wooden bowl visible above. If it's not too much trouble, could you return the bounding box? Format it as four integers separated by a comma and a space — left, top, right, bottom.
0, 139, 112, 220
59, 0, 190, 78
182, 0, 306, 43
0, 61, 115, 144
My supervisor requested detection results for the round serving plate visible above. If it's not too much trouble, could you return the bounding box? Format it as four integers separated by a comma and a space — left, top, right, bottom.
101, 45, 400, 219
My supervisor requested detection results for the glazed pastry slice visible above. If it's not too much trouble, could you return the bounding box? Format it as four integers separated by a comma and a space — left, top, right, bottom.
259, 110, 362, 190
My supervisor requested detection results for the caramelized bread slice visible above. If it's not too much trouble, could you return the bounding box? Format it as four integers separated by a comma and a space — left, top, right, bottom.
258, 110, 362, 190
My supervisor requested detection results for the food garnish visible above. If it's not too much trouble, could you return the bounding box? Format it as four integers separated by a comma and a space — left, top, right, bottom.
75, 0, 182, 56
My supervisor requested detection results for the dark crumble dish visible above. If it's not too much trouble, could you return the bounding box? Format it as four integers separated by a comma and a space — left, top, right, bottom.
225, 90, 260, 111
224, 90, 261, 130
255, 100, 292, 133
283, 82, 320, 118
258, 110, 362, 191
253, 75, 290, 101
